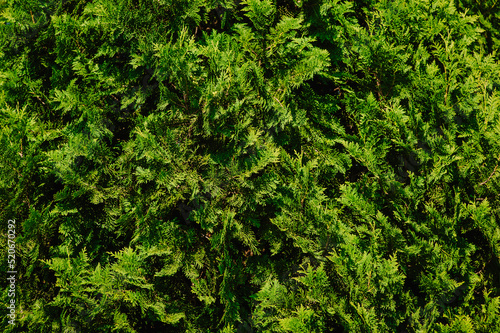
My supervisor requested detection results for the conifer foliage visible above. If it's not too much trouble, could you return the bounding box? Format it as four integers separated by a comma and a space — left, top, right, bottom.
1, 0, 500, 331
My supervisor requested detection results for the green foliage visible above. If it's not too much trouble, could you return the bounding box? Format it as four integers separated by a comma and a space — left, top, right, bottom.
1, 0, 500, 331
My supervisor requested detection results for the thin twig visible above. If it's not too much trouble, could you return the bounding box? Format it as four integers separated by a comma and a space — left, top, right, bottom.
35, 96, 46, 105
480, 158, 500, 186
273, 97, 284, 108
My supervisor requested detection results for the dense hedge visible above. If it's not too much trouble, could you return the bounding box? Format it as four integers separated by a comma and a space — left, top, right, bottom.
1, 0, 499, 332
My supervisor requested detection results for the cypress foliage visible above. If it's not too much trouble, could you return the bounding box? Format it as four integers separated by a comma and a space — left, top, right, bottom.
1, 0, 499, 332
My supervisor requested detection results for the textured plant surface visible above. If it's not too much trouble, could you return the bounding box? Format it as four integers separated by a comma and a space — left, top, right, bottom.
1, 0, 499, 332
